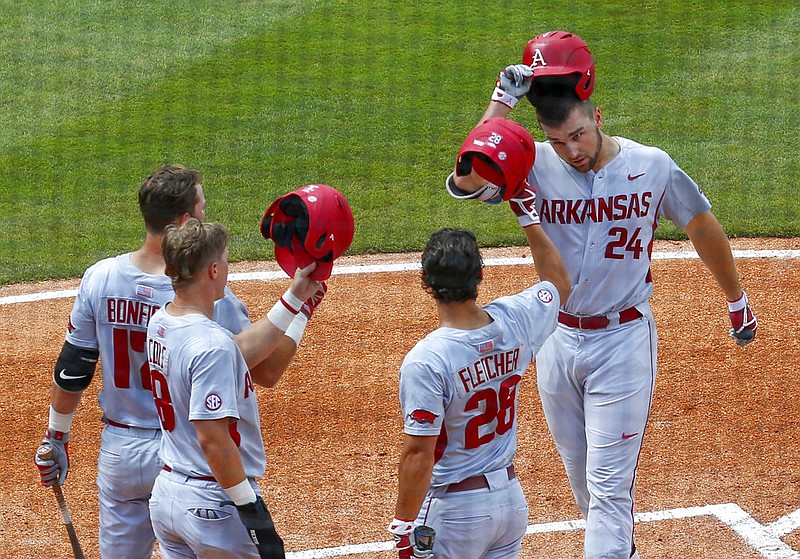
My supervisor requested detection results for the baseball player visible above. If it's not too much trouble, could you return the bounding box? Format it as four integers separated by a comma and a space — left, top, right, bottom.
448, 31, 758, 559
389, 120, 571, 559
146, 219, 325, 559
32, 166, 322, 559
147, 186, 354, 559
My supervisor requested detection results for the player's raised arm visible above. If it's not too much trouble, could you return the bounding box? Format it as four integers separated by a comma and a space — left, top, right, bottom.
445, 117, 570, 302
233, 261, 323, 371
478, 63, 533, 123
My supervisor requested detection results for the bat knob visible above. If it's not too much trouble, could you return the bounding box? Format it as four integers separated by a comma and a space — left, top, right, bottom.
37, 444, 54, 461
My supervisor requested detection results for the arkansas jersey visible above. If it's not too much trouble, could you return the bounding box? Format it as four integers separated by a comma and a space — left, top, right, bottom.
146, 308, 265, 479
399, 281, 559, 486
527, 137, 711, 316
65, 253, 251, 429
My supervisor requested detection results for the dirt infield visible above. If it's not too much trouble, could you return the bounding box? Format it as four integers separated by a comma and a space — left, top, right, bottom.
2, 237, 799, 558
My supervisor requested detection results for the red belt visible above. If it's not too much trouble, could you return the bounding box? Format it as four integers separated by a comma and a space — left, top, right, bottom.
105, 418, 160, 430
447, 465, 516, 493
163, 465, 217, 482
558, 307, 642, 330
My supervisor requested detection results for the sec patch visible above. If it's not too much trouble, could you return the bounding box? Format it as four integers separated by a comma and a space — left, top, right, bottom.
538, 288, 554, 304
205, 394, 222, 411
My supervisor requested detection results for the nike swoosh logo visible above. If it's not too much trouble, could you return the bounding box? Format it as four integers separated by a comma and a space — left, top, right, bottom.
628, 173, 645, 181
621, 432, 639, 439
58, 368, 88, 381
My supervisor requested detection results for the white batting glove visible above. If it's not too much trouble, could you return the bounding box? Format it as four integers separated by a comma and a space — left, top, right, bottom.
388, 518, 415, 559
509, 187, 541, 226
491, 64, 534, 108
34, 429, 70, 486
445, 173, 504, 205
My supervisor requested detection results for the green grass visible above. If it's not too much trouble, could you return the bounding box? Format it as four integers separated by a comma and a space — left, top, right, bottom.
1, 0, 797, 284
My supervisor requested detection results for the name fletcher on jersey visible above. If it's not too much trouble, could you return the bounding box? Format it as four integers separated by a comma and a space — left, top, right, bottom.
456, 346, 521, 395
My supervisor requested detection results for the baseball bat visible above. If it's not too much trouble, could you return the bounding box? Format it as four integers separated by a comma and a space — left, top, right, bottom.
36, 444, 86, 559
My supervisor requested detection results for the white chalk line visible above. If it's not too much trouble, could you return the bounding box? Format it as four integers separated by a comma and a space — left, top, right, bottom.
2, 249, 799, 307
282, 504, 800, 558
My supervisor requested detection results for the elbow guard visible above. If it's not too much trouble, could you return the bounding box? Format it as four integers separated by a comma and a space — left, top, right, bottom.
53, 341, 99, 392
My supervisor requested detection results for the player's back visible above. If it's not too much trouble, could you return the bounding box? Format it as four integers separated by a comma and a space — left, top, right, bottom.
66, 254, 173, 429
66, 254, 252, 429
399, 282, 559, 486
146, 308, 266, 479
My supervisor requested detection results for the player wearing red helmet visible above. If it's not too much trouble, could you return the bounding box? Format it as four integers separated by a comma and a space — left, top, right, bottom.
453, 31, 757, 559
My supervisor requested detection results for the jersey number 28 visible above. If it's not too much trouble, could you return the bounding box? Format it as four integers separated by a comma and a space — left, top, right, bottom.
464, 374, 522, 449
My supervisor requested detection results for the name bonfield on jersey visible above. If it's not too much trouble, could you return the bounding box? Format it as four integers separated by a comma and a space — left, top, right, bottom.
103, 296, 161, 327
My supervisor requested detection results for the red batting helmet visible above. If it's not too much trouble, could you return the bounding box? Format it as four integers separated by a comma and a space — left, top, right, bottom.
260, 184, 354, 280
455, 118, 535, 201
522, 31, 595, 101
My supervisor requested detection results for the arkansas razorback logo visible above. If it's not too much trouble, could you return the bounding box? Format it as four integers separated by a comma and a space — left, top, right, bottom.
409, 409, 438, 425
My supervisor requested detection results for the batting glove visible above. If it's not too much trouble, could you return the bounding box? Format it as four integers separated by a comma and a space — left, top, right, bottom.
34, 429, 70, 487
388, 517, 415, 559
232, 496, 285, 559
300, 282, 327, 320
728, 290, 757, 346
509, 187, 541, 227
445, 172, 504, 205
491, 64, 534, 109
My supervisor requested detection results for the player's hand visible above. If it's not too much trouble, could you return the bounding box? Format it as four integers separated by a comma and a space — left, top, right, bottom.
34, 429, 70, 487
728, 290, 757, 346
234, 496, 285, 559
491, 64, 534, 108
388, 517, 415, 559
445, 172, 504, 205
289, 262, 324, 303
509, 186, 541, 227
300, 282, 327, 320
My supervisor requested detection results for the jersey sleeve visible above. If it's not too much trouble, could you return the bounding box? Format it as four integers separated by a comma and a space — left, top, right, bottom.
501, 280, 561, 350
65, 266, 100, 350
399, 355, 447, 437
658, 156, 712, 229
187, 340, 241, 422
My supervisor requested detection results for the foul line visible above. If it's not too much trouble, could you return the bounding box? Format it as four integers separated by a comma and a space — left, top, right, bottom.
2, 249, 799, 307
283, 504, 800, 558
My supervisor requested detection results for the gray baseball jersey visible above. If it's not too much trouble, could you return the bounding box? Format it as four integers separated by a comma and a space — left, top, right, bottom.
66, 253, 251, 428
526, 137, 710, 315
146, 308, 265, 479
399, 281, 559, 486
522, 136, 710, 559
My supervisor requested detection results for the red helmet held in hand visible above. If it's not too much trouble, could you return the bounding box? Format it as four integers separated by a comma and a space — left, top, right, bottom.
261, 184, 354, 280
455, 117, 535, 201
522, 31, 595, 103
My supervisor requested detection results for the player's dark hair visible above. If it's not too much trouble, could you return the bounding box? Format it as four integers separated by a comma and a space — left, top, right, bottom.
534, 94, 594, 128
421, 228, 483, 303
139, 165, 203, 234
525, 74, 583, 108
162, 218, 228, 290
